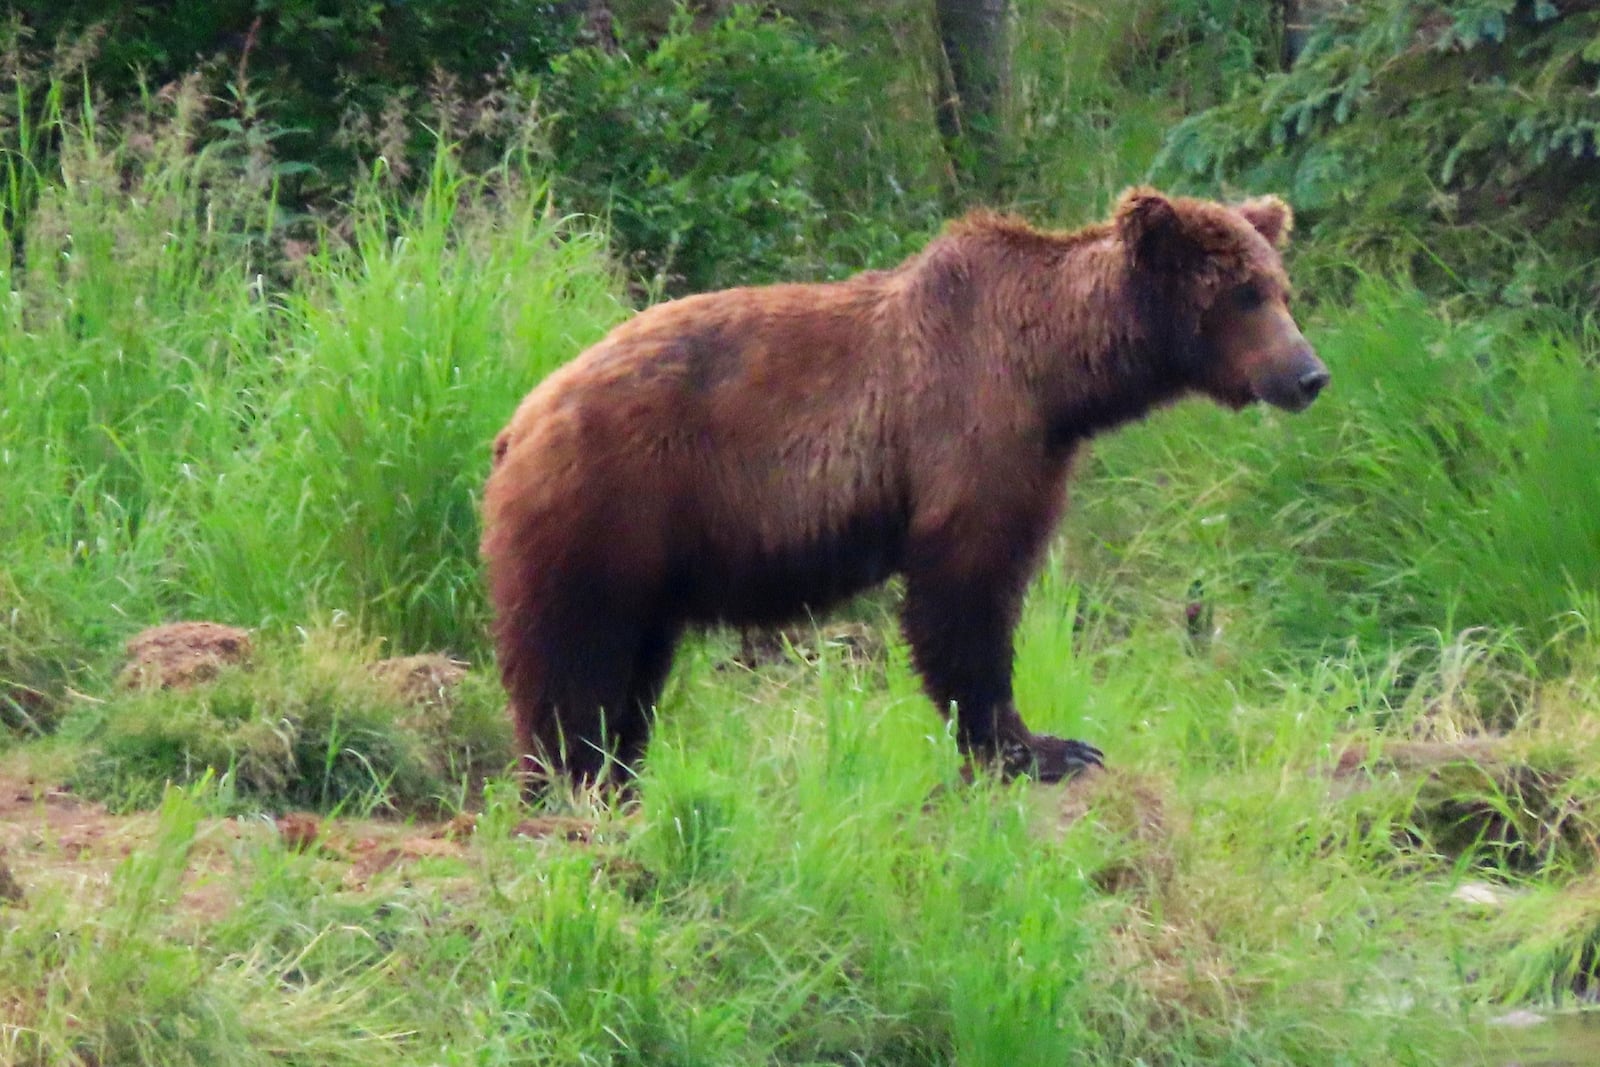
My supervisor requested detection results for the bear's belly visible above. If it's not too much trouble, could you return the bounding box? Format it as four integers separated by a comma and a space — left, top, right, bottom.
672, 510, 907, 627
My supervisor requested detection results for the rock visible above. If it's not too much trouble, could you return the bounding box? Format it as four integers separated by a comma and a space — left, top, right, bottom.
433, 812, 478, 842
275, 812, 323, 853
1450, 881, 1513, 909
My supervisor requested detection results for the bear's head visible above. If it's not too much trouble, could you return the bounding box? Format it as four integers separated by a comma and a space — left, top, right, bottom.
1116, 187, 1328, 413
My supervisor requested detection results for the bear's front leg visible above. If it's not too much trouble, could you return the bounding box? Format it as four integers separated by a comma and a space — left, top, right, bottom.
901, 555, 1103, 782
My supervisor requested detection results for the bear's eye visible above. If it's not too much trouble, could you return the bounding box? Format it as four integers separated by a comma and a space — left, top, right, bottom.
1230, 283, 1264, 312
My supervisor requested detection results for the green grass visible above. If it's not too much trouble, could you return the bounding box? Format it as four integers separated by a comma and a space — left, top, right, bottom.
8, 51, 1600, 1067
181, 154, 627, 649
17, 625, 1594, 1063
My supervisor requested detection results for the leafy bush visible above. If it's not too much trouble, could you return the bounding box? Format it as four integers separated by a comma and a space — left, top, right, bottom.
11, 1, 582, 190
541, 5, 848, 293
184, 156, 627, 651
1157, 0, 1600, 308
0, 71, 278, 721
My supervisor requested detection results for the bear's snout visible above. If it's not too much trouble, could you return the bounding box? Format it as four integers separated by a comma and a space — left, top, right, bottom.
1296, 366, 1331, 404
1254, 345, 1329, 413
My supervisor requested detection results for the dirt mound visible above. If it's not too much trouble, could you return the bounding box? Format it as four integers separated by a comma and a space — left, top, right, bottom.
118, 621, 253, 690
368, 653, 469, 707
1045, 767, 1183, 897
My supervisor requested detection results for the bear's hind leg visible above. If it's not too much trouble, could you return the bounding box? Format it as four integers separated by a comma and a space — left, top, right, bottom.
499, 587, 653, 790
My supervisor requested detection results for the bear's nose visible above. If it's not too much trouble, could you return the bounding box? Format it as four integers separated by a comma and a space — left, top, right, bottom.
1297, 368, 1330, 403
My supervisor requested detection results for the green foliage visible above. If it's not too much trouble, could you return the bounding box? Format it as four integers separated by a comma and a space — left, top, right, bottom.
1157, 0, 1600, 307
184, 157, 626, 650
982, 0, 1279, 223
9, 0, 581, 190
1081, 0, 1279, 106
778, 1, 952, 258
1004, 0, 1175, 217
0, 71, 280, 722
541, 5, 849, 293
9, 14, 1600, 1061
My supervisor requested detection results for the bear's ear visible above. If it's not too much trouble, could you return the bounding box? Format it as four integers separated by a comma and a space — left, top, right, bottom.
1236, 195, 1293, 248
1115, 187, 1199, 272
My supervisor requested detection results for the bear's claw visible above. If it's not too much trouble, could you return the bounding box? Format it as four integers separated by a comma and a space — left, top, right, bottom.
999, 735, 1105, 783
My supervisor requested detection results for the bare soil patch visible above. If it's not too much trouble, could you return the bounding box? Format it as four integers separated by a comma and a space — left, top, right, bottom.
0, 773, 603, 920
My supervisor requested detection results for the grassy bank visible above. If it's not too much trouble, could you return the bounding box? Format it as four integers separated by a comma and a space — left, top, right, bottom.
6, 53, 1600, 1067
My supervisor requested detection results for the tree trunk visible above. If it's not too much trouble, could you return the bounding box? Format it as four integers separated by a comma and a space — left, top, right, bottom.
934, 0, 1010, 193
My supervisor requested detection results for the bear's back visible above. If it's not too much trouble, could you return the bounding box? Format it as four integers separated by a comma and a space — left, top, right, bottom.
488, 272, 922, 621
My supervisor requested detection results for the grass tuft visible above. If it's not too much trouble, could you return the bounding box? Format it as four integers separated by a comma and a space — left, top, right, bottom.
58, 626, 512, 815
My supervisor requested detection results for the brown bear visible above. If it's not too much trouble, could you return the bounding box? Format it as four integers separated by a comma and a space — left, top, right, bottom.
481, 187, 1327, 788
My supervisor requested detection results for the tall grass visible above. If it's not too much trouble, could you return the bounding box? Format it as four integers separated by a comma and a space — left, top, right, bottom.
6, 632, 1512, 1064
184, 151, 625, 649
1063, 279, 1600, 668
1, 73, 627, 723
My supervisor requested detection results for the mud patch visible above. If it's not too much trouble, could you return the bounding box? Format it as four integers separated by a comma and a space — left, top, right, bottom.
342, 834, 470, 890
0, 774, 263, 921
0, 769, 616, 926
0, 776, 122, 859
0, 776, 459, 917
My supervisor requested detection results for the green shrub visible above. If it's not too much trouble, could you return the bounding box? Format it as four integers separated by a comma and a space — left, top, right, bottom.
183, 153, 627, 651
541, 4, 848, 294
1156, 0, 1600, 309
0, 70, 279, 718
1, 67, 627, 673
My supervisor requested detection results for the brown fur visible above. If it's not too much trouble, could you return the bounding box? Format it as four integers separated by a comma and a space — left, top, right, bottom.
481, 187, 1325, 787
